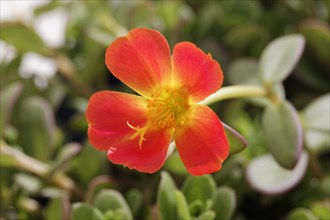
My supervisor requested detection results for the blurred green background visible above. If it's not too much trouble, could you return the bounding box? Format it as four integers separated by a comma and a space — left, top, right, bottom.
0, 0, 329, 220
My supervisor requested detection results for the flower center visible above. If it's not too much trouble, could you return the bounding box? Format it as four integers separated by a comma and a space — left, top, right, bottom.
127, 86, 189, 147
146, 87, 189, 129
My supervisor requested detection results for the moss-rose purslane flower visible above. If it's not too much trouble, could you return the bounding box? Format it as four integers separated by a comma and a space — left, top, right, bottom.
86, 28, 229, 175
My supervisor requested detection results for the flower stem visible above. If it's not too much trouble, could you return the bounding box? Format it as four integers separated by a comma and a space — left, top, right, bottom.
199, 85, 267, 106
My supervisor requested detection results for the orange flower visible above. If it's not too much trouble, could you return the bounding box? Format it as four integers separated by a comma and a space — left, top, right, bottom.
86, 28, 229, 175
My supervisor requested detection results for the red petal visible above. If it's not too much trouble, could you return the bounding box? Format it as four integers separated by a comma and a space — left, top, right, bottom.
106, 28, 172, 96
108, 128, 172, 173
86, 91, 147, 150
174, 105, 229, 175
172, 42, 223, 102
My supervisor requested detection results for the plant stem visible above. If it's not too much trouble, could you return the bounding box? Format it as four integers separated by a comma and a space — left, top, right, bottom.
199, 85, 267, 106
0, 142, 75, 193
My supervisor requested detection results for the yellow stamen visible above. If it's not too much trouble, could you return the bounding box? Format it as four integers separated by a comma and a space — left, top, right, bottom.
146, 86, 189, 129
127, 86, 189, 149
127, 121, 148, 149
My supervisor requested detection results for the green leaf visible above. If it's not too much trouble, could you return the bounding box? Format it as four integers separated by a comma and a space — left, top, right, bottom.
302, 94, 330, 153
304, 130, 329, 154
227, 59, 261, 86
156, 1, 191, 30
45, 198, 66, 220
287, 208, 316, 220
262, 100, 303, 169
260, 34, 305, 83
125, 189, 143, 218
94, 189, 133, 220
197, 210, 216, 220
0, 142, 21, 167
51, 143, 81, 173
299, 20, 330, 65
0, 82, 23, 134
320, 176, 330, 196
213, 187, 236, 220
175, 190, 191, 220
164, 151, 188, 175
103, 210, 115, 220
71, 203, 103, 220
223, 123, 248, 154
188, 200, 204, 217
196, 3, 224, 37
303, 93, 330, 131
227, 59, 285, 107
311, 201, 330, 220
17, 96, 56, 161
246, 151, 308, 195
14, 173, 41, 193
181, 175, 216, 205
74, 142, 106, 184
0, 22, 51, 55
103, 209, 130, 220
157, 171, 177, 220
224, 23, 268, 53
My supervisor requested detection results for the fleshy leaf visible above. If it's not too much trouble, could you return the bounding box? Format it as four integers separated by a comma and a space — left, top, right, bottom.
299, 20, 330, 64
45, 197, 69, 220
320, 175, 330, 196
302, 93, 330, 153
94, 189, 133, 220
125, 189, 143, 218
262, 100, 303, 169
74, 142, 106, 185
213, 187, 236, 220
246, 151, 308, 195
51, 142, 81, 173
0, 82, 23, 135
287, 208, 316, 220
164, 151, 188, 175
304, 130, 329, 154
197, 210, 216, 220
188, 200, 204, 217
14, 173, 41, 193
260, 34, 305, 83
227, 59, 285, 107
104, 209, 129, 220
302, 93, 330, 131
224, 23, 267, 52
227, 58, 261, 86
17, 96, 56, 162
0, 22, 51, 55
71, 203, 103, 220
157, 171, 177, 220
311, 201, 330, 220
181, 175, 216, 205
223, 123, 248, 154
175, 190, 191, 220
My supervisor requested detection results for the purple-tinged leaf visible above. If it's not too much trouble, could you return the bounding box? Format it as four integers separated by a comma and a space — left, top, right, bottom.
260, 34, 305, 83
246, 151, 308, 195
223, 123, 248, 154
262, 100, 303, 169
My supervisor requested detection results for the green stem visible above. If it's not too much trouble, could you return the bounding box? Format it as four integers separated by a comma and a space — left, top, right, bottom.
198, 85, 267, 106
0, 142, 75, 193
308, 149, 325, 179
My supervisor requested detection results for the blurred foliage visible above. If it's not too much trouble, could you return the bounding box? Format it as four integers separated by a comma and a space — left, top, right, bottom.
0, 0, 329, 220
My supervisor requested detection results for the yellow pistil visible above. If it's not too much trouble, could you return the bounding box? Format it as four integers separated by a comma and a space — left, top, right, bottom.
127, 86, 189, 148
